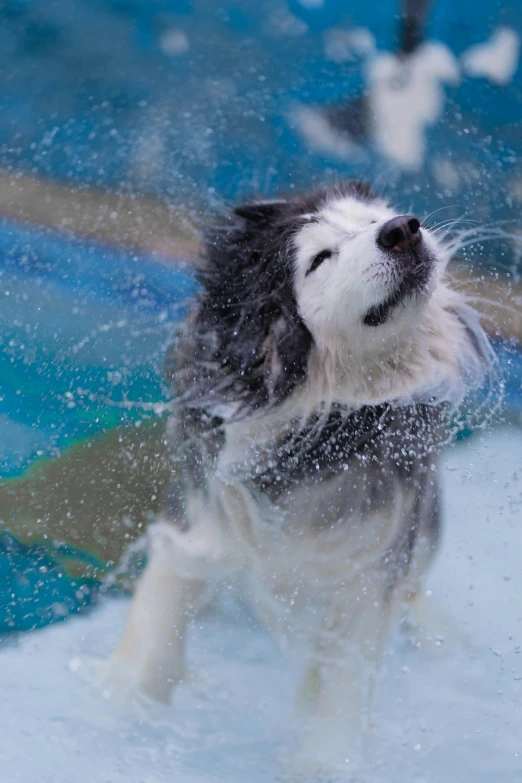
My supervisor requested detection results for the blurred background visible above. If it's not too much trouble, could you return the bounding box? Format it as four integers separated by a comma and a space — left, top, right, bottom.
0, 0, 521, 632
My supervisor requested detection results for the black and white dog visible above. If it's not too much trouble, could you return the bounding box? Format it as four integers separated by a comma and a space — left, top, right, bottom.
106, 181, 492, 760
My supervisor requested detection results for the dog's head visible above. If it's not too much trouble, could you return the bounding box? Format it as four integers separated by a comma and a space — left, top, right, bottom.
291, 182, 437, 333
193, 181, 492, 415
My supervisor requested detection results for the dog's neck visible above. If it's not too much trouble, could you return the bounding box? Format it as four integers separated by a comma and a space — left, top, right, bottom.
299, 282, 481, 413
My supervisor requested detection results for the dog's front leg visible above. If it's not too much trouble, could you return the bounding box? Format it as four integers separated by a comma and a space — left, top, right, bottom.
110, 549, 206, 702
296, 580, 398, 764
102, 523, 210, 703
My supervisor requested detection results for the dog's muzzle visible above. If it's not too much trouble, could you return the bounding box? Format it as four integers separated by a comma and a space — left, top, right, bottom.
365, 215, 433, 328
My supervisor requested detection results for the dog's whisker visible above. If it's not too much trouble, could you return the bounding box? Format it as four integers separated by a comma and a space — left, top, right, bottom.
420, 204, 464, 226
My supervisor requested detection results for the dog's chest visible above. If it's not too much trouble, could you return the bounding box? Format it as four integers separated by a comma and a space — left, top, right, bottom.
212, 406, 421, 563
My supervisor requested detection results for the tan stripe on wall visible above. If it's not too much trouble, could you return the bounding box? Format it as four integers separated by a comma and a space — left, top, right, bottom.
0, 169, 519, 342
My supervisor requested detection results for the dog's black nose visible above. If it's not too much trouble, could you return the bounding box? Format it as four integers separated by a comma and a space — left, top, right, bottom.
377, 215, 421, 252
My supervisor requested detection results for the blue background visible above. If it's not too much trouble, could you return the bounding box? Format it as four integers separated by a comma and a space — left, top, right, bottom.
0, 0, 520, 630
0, 0, 520, 219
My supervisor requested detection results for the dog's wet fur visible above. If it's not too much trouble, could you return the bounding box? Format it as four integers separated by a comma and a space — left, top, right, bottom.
108, 181, 493, 763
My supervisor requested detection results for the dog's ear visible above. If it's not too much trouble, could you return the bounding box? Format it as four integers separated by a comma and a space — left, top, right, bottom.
234, 200, 287, 226
231, 199, 313, 407
197, 196, 313, 412
263, 312, 313, 404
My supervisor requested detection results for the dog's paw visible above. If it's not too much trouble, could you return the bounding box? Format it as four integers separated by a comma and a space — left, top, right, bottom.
287, 714, 365, 780
69, 653, 178, 709
403, 593, 460, 654
287, 742, 364, 782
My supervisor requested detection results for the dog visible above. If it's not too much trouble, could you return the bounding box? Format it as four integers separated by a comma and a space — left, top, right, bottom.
106, 181, 492, 761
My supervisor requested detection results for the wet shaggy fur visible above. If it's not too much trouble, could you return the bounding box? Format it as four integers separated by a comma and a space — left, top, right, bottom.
169, 181, 377, 412
108, 181, 493, 763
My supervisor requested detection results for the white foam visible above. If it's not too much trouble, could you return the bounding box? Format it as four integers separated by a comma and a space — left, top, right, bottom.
462, 27, 520, 86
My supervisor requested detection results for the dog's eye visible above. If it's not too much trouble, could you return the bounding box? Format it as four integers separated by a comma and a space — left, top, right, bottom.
306, 249, 332, 276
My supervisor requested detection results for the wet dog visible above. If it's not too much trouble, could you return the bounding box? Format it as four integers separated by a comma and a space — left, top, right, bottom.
107, 181, 492, 761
